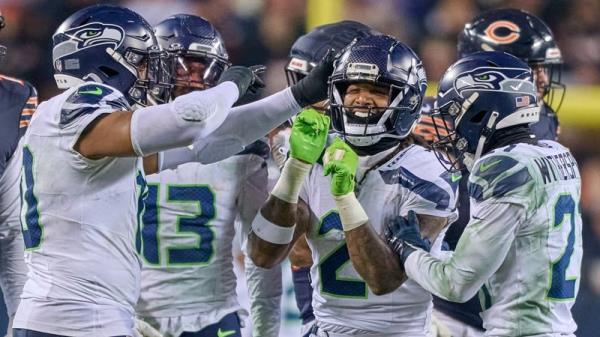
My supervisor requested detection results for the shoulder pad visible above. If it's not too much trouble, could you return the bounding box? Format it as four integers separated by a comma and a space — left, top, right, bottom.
60, 83, 130, 127
380, 165, 454, 211
468, 155, 533, 202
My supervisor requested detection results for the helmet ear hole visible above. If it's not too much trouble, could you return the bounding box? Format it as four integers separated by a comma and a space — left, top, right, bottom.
99, 66, 119, 78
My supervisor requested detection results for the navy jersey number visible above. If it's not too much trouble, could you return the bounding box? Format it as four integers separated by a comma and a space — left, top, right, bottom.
21, 146, 43, 250
547, 193, 578, 300
141, 184, 216, 266
318, 212, 367, 298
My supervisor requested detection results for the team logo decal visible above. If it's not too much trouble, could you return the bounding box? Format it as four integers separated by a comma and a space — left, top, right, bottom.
54, 22, 124, 60
444, 67, 535, 98
484, 20, 521, 45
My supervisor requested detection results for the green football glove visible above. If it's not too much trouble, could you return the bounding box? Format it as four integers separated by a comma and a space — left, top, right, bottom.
323, 137, 358, 196
289, 108, 330, 164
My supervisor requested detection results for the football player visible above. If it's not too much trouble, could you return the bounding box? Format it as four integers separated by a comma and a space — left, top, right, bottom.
274, 20, 380, 336
428, 9, 567, 336
0, 11, 37, 336
386, 51, 582, 337
248, 35, 459, 337
13, 4, 332, 337
458, 8, 564, 141
135, 14, 269, 337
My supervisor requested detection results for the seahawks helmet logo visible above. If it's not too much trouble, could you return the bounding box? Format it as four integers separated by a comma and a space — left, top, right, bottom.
448, 66, 535, 98
53, 22, 124, 61
68, 23, 124, 49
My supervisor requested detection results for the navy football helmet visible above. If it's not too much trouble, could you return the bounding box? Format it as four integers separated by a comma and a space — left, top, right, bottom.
154, 14, 230, 102
329, 35, 427, 147
432, 51, 539, 171
285, 20, 379, 87
458, 8, 565, 112
52, 5, 161, 107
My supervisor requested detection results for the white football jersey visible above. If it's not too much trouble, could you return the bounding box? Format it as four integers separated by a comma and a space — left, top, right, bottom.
405, 140, 582, 337
299, 144, 459, 336
472, 141, 581, 336
14, 83, 143, 337
136, 143, 268, 336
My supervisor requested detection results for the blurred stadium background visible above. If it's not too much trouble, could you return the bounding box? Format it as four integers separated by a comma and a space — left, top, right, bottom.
0, 0, 598, 336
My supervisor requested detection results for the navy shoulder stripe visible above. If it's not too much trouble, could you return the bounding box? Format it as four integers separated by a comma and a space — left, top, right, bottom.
236, 139, 270, 159
60, 84, 130, 126
472, 156, 519, 183
492, 167, 532, 199
380, 166, 451, 210
468, 181, 485, 202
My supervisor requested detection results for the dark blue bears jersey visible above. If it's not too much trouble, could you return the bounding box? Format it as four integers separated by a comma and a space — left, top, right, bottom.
0, 74, 37, 177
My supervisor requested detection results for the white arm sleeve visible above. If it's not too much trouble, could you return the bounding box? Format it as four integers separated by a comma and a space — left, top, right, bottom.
245, 257, 282, 337
405, 201, 525, 302
130, 81, 238, 156
235, 155, 282, 337
192, 88, 301, 164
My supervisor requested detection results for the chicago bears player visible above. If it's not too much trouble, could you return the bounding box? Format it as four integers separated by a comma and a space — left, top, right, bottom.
0, 11, 37, 335
427, 9, 568, 336
248, 35, 458, 337
14, 4, 332, 337
135, 14, 269, 337
386, 51, 582, 337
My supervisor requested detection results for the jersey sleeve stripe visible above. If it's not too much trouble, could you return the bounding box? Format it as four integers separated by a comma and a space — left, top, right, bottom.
491, 167, 533, 199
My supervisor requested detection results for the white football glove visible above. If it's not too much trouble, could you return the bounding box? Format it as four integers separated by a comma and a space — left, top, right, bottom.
134, 319, 164, 337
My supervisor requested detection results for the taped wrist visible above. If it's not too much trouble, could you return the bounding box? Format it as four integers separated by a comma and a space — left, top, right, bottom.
130, 82, 238, 156
333, 192, 368, 231
252, 211, 296, 245
270, 157, 311, 203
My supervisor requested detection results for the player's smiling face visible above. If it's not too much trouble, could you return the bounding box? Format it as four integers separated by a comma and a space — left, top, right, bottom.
343, 82, 390, 118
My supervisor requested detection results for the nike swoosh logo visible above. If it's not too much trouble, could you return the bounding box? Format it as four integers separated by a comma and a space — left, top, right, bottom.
479, 159, 502, 172
78, 87, 103, 95
451, 173, 461, 182
510, 82, 524, 91
217, 328, 236, 337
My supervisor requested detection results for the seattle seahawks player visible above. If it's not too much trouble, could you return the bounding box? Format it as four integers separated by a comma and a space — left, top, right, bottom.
428, 9, 568, 336
386, 51, 582, 337
248, 35, 458, 337
0, 11, 37, 335
136, 14, 269, 337
14, 4, 332, 337
275, 20, 380, 336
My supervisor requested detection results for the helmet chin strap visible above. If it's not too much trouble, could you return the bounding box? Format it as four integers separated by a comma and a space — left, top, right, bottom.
463, 110, 500, 171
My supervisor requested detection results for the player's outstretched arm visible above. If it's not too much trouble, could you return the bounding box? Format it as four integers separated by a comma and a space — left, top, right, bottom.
76, 66, 259, 159
159, 56, 334, 167
248, 109, 329, 268
323, 138, 406, 295
389, 202, 524, 302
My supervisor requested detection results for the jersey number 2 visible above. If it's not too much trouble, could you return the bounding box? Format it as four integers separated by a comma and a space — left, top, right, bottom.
548, 193, 578, 301
318, 212, 367, 299
140, 184, 216, 266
